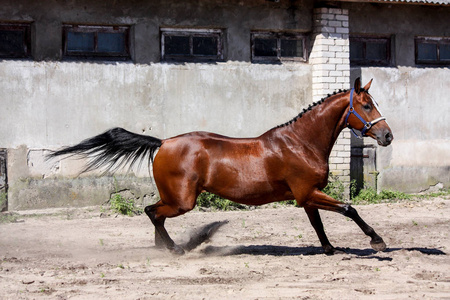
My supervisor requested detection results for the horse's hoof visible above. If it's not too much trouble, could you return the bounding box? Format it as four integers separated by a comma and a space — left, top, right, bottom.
170, 245, 185, 256
370, 239, 386, 252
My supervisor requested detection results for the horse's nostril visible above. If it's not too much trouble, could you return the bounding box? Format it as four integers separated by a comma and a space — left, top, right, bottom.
385, 132, 393, 142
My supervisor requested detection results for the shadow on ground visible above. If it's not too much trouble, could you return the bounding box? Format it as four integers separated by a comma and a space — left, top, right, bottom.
160, 220, 447, 260
199, 244, 446, 260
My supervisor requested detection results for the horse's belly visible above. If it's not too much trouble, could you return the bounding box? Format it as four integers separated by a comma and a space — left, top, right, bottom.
205, 173, 292, 206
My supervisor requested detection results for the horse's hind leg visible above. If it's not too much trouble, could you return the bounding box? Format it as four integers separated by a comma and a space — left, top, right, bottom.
152, 216, 165, 249
304, 207, 336, 254
144, 201, 186, 255
306, 189, 386, 252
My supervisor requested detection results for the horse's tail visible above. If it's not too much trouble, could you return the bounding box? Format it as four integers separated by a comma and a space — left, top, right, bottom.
47, 127, 162, 174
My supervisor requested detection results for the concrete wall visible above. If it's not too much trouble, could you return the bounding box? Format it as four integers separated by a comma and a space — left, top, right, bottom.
3, 61, 312, 211
2, 61, 311, 147
0, 0, 314, 210
355, 67, 450, 193
346, 3, 450, 192
1, 0, 449, 210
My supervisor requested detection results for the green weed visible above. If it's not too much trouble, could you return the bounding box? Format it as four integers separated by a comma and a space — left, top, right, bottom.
110, 193, 141, 216
351, 186, 411, 205
196, 192, 247, 211
322, 175, 346, 202
280, 200, 296, 205
109, 177, 143, 216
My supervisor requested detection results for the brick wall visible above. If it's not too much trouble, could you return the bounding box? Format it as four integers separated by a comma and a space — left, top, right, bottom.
310, 7, 351, 194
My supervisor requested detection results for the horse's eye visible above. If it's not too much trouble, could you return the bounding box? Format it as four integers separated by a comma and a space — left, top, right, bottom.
363, 104, 372, 111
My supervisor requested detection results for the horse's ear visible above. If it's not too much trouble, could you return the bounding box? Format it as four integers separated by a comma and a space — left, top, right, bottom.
363, 79, 373, 91
354, 77, 361, 94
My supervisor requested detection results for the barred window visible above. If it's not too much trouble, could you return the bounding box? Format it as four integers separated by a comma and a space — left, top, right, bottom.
350, 36, 391, 66
161, 28, 224, 62
251, 32, 307, 63
415, 37, 450, 65
63, 24, 130, 60
0, 23, 31, 59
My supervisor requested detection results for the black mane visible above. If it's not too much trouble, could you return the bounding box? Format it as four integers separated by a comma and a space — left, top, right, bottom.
275, 89, 349, 129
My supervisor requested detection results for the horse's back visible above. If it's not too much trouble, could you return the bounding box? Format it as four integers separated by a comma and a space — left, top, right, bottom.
153, 131, 266, 177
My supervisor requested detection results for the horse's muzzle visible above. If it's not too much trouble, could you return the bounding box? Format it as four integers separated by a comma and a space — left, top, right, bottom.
376, 129, 393, 146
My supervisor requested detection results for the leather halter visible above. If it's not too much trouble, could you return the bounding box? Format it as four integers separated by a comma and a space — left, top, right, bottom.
345, 88, 386, 139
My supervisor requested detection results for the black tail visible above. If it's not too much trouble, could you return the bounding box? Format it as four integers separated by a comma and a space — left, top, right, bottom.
47, 127, 162, 174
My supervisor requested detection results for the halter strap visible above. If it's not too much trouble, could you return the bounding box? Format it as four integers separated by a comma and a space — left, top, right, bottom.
345, 88, 386, 139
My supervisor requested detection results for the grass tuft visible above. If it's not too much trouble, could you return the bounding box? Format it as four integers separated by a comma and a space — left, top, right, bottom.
110, 193, 142, 216
351, 187, 412, 205
197, 192, 248, 211
109, 177, 143, 216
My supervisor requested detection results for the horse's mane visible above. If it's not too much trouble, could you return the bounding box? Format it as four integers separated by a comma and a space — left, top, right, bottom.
275, 89, 350, 129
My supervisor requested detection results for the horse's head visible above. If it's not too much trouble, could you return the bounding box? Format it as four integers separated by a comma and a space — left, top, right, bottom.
345, 78, 393, 146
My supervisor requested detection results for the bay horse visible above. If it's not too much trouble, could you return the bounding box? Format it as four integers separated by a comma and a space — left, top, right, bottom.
49, 78, 393, 255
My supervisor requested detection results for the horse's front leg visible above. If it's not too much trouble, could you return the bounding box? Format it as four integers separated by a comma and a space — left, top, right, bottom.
305, 189, 386, 252
343, 205, 386, 251
304, 207, 338, 255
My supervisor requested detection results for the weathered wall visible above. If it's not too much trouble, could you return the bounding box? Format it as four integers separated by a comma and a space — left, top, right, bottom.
2, 61, 311, 147
2, 61, 312, 210
347, 3, 450, 192
1, 0, 449, 210
356, 67, 450, 192
0, 0, 316, 210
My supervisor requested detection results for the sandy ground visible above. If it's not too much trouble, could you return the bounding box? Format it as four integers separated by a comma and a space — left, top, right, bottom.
0, 196, 449, 300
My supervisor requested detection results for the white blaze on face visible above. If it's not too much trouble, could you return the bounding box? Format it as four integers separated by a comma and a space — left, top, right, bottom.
369, 95, 387, 127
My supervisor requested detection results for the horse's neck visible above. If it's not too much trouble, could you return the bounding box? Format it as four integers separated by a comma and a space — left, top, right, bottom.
278, 93, 350, 159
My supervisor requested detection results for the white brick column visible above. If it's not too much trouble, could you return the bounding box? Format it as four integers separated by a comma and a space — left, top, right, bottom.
310, 7, 351, 195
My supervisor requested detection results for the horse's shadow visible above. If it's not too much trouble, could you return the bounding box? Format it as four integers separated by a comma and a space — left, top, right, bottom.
180, 220, 446, 261
199, 245, 446, 261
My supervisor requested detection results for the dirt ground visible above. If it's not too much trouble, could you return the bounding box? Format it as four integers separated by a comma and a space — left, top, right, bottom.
0, 196, 449, 300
